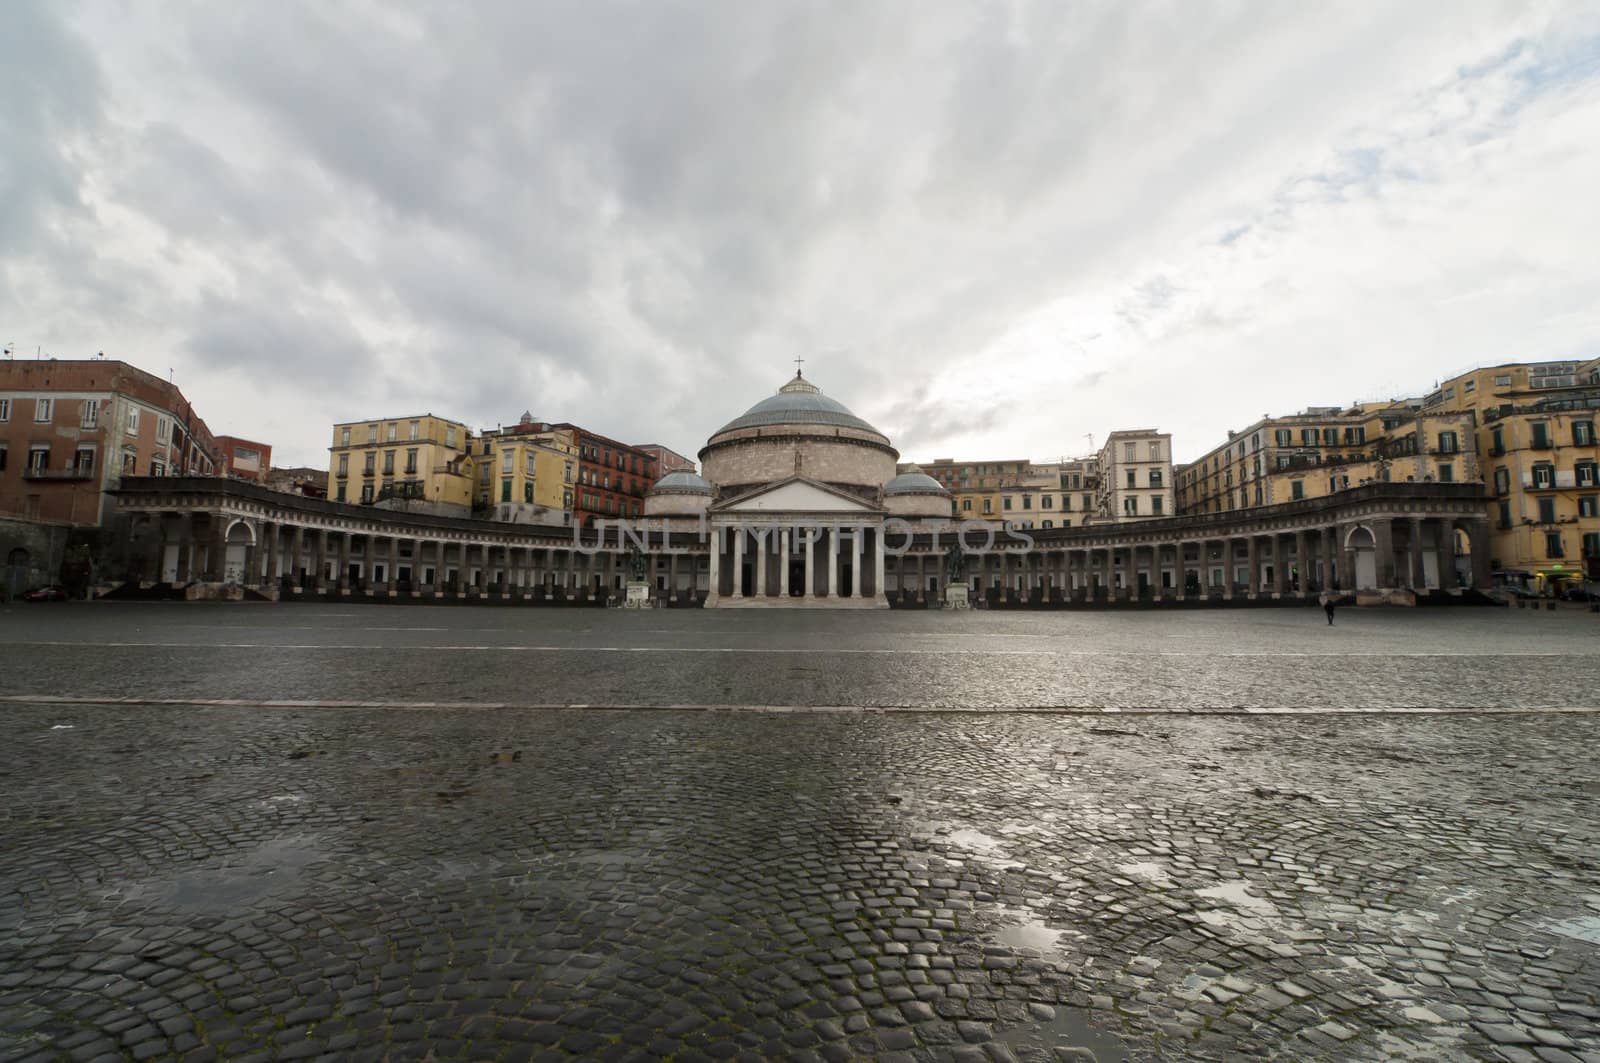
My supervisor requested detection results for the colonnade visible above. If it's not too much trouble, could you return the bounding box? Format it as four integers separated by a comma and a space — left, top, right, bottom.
707, 523, 885, 602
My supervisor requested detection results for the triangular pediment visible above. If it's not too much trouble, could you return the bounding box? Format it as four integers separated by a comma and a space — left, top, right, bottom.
712, 477, 879, 514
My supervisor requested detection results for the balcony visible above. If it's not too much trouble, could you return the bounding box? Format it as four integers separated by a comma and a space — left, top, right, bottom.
24, 466, 95, 481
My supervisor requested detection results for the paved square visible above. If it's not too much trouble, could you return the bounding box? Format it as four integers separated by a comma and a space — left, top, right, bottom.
2, 604, 1598, 1061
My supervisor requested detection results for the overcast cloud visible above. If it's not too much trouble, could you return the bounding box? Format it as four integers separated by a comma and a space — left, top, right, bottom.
3, 1, 1599, 467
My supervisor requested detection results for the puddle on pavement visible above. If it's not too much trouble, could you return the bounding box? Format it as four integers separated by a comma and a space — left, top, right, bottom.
1118, 861, 1174, 887
992, 1004, 1130, 1062
994, 919, 1063, 954
142, 835, 324, 913
942, 828, 1026, 870
1196, 879, 1277, 913
1547, 915, 1600, 944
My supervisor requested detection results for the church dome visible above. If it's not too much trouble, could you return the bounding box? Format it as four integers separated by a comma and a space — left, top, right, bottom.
650, 470, 713, 495
712, 373, 885, 439
883, 468, 948, 496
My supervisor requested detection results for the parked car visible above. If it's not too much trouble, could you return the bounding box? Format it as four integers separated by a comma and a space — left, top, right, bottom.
1559, 586, 1600, 602
1497, 585, 1540, 600
20, 585, 69, 602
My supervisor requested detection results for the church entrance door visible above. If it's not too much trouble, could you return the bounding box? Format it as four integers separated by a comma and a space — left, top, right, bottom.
788, 560, 804, 596
740, 561, 754, 597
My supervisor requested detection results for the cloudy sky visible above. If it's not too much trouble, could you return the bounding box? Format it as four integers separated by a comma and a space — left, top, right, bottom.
5, 1, 1600, 468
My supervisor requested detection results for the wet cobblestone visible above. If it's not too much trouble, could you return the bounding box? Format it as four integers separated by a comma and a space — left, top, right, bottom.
3, 701, 1599, 1061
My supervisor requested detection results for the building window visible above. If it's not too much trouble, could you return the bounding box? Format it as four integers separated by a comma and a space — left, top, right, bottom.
156, 416, 169, 443
1149, 470, 1163, 487
336, 484, 347, 502
1491, 426, 1504, 455
341, 427, 351, 446
409, 420, 419, 441
1584, 532, 1600, 558
1003, 497, 1012, 510
1123, 497, 1138, 515
1437, 431, 1458, 454
81, 401, 98, 429
121, 449, 136, 474
383, 451, 395, 475
1125, 470, 1136, 488
1539, 497, 1557, 523
962, 499, 972, 512
524, 481, 534, 504
1151, 496, 1164, 515
1531, 422, 1550, 448
446, 426, 457, 448
1532, 463, 1555, 489
368, 425, 378, 444
1578, 496, 1597, 518
1495, 374, 1512, 386
386, 423, 397, 442
1497, 501, 1512, 529
1291, 480, 1304, 500
35, 398, 53, 422
1022, 495, 1032, 510
1275, 429, 1291, 446
501, 478, 512, 502
1042, 520, 1053, 529
1149, 442, 1162, 461
1301, 429, 1317, 446
1322, 428, 1337, 445
1546, 532, 1564, 558
0, 399, 9, 421
1124, 443, 1136, 462
1576, 421, 1596, 447
0, 445, 6, 470
1042, 495, 1053, 508
361, 484, 373, 503
401, 449, 416, 475
983, 499, 992, 515
338, 454, 349, 476
501, 451, 514, 473
1343, 426, 1365, 444
1439, 463, 1454, 483
73, 447, 95, 474
27, 446, 49, 472
1577, 461, 1598, 487
364, 452, 375, 474
151, 460, 165, 477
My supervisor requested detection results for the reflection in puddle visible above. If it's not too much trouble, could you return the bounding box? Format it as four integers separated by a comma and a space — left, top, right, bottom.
1548, 915, 1600, 944
994, 919, 1062, 953
1196, 879, 1277, 913
993, 1004, 1130, 1062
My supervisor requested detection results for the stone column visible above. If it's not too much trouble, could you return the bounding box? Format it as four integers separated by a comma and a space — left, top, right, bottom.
1294, 531, 1309, 596
732, 527, 745, 599
779, 528, 790, 597
1321, 526, 1336, 593
1439, 521, 1459, 589
755, 528, 768, 598
1245, 536, 1259, 597
311, 529, 327, 590
1340, 526, 1358, 591
413, 538, 427, 591
1408, 517, 1427, 591
1272, 534, 1287, 597
874, 527, 886, 601
1174, 541, 1188, 599
853, 526, 866, 599
668, 551, 679, 599
264, 522, 280, 587
336, 532, 351, 592
1373, 519, 1396, 591
1468, 518, 1492, 589
290, 526, 305, 588
1218, 539, 1232, 599
707, 528, 721, 601
804, 528, 815, 600
832, 528, 844, 601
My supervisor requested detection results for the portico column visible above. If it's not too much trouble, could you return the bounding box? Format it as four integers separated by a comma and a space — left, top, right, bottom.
853, 526, 866, 599
1373, 519, 1396, 591
336, 532, 351, 591
1222, 539, 1235, 600
1272, 534, 1287, 597
413, 538, 427, 591
779, 528, 791, 596
832, 525, 844, 598
706, 528, 721, 600
264, 522, 280, 586
1341, 525, 1358, 591
732, 527, 745, 599
804, 528, 815, 599
1175, 541, 1188, 599
755, 529, 768, 598
873, 527, 886, 601
1245, 535, 1260, 597
1440, 522, 1459, 589
1468, 518, 1492, 589
311, 529, 326, 590
1294, 531, 1310, 596
289, 526, 305, 588
1408, 517, 1426, 591
1321, 526, 1336, 592
668, 551, 679, 599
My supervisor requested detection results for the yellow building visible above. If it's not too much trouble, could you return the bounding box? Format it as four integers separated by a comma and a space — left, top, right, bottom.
327, 414, 473, 512
1176, 403, 1479, 517
1426, 359, 1600, 593
471, 419, 577, 525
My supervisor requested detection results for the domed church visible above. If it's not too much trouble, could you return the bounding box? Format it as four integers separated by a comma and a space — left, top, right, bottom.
644, 370, 950, 607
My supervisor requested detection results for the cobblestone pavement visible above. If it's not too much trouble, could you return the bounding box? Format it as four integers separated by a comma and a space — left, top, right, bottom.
3, 699, 1599, 1062
4, 605, 1599, 1061
1, 602, 1598, 710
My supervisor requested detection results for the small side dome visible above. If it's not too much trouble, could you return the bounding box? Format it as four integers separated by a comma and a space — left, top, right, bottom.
519, 411, 535, 425
650, 470, 714, 495
883, 466, 949, 496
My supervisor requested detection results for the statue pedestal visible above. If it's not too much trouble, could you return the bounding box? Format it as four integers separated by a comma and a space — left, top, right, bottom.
623, 580, 651, 609
944, 584, 970, 610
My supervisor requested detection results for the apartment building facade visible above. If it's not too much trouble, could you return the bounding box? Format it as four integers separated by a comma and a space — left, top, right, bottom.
551, 424, 661, 526
636, 443, 696, 476
472, 416, 577, 525
1176, 405, 1478, 517
216, 435, 272, 482
1097, 430, 1174, 522
1426, 359, 1600, 590
326, 414, 474, 513
0, 359, 218, 525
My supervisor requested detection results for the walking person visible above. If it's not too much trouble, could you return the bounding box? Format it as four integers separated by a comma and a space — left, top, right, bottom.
1324, 596, 1336, 625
